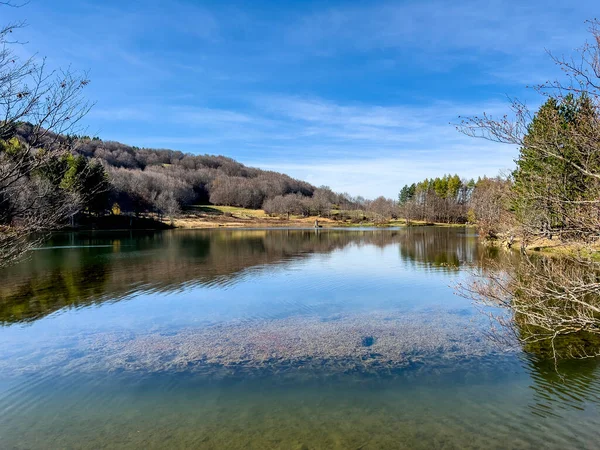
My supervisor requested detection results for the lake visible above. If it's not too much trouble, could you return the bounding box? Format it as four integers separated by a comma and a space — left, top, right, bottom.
0, 228, 599, 449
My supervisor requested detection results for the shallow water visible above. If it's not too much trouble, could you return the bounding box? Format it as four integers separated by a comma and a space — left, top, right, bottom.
0, 228, 599, 449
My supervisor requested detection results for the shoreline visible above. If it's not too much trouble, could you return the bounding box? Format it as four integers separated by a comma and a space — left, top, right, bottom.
168, 206, 474, 230
62, 205, 475, 231
61, 206, 476, 232
491, 234, 600, 259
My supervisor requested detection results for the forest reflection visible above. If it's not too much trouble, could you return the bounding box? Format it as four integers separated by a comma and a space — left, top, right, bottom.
2, 228, 600, 421
523, 354, 600, 417
0, 228, 485, 325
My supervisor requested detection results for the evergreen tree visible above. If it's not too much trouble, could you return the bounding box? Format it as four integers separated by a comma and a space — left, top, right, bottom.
59, 155, 109, 215
512, 94, 600, 237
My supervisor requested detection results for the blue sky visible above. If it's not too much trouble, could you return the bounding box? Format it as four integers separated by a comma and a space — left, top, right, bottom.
3, 0, 596, 197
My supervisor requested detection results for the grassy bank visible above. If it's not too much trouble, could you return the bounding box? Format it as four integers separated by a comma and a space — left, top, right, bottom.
169, 205, 474, 229
485, 233, 600, 260
515, 237, 600, 259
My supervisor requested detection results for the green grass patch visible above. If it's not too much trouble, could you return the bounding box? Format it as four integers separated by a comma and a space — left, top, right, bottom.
188, 205, 268, 218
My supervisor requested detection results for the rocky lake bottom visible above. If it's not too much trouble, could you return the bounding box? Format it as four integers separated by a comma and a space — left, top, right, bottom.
0, 229, 599, 449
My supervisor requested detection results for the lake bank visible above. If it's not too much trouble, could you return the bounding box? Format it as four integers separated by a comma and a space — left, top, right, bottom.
491, 234, 600, 259
65, 206, 474, 231
167, 205, 473, 229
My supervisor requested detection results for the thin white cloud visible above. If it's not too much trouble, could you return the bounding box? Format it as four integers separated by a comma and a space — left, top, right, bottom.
6, 0, 579, 199
283, 0, 592, 84
287, 1, 589, 55
89, 107, 156, 122
100, 95, 518, 198
96, 95, 513, 150
250, 144, 514, 199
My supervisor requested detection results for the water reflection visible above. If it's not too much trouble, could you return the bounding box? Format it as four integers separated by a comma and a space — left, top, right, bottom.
0, 228, 599, 448
397, 227, 485, 271
524, 354, 600, 418
0, 228, 482, 325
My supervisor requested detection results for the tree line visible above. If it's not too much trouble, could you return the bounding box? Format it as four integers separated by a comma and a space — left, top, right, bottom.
66, 134, 406, 222
11, 127, 316, 218
6, 117, 405, 243
71, 134, 315, 212
400, 88, 600, 244
15, 122, 403, 225
398, 174, 474, 224
452, 94, 600, 245
0, 6, 96, 267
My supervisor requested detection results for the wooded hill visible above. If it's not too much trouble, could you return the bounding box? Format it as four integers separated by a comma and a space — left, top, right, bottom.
13, 124, 351, 219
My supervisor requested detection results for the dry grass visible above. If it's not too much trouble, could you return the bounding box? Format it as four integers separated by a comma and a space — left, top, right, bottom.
172, 206, 358, 229
207, 205, 269, 218
170, 206, 474, 229
506, 236, 600, 259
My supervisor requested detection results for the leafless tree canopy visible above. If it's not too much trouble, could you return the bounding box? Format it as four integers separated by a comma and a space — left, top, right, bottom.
456, 19, 600, 361
468, 176, 513, 239
0, 8, 92, 267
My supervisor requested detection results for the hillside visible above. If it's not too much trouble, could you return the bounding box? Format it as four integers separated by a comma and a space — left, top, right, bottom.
14, 124, 353, 219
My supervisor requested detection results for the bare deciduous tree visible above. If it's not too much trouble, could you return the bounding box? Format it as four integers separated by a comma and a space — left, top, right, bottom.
468, 176, 513, 240
367, 196, 397, 222
456, 19, 600, 361
0, 7, 92, 267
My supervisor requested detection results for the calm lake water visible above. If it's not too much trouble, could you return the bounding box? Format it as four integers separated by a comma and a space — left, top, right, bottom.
0, 228, 599, 449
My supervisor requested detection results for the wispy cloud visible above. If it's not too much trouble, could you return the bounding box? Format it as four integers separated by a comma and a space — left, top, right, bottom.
97, 95, 517, 197
252, 147, 513, 199
287, 1, 589, 55
2, 0, 590, 198
283, 0, 592, 84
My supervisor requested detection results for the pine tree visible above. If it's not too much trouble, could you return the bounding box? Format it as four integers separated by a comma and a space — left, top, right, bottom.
512, 94, 600, 238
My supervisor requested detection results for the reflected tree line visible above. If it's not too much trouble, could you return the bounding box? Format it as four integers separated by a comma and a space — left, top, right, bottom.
523, 353, 600, 418
1, 229, 598, 364
396, 227, 496, 271
1, 228, 483, 325
2, 228, 600, 415
466, 256, 600, 361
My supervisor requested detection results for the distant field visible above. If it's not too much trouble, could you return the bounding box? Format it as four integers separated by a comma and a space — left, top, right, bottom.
188, 205, 269, 218
181, 205, 473, 229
